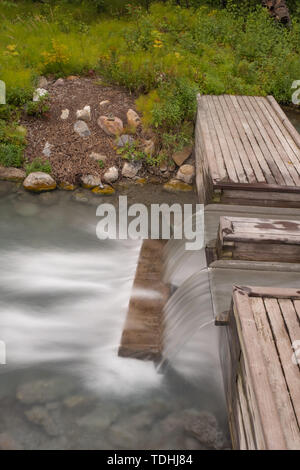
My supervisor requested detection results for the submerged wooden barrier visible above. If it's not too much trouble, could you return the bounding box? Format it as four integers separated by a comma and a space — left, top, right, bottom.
118, 239, 169, 361
217, 285, 300, 450
195, 94, 300, 207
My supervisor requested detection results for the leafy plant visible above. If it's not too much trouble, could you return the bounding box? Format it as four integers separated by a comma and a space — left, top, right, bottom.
0, 143, 24, 167
25, 95, 50, 117
25, 157, 52, 175
117, 142, 146, 162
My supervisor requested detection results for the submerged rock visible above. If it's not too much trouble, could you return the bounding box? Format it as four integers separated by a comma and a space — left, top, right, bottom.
58, 181, 77, 191
74, 120, 91, 137
0, 166, 26, 182
98, 116, 123, 136
23, 172, 56, 192
92, 185, 115, 196
16, 377, 74, 404
25, 406, 62, 437
0, 432, 23, 450
183, 409, 225, 450
72, 191, 90, 204
163, 178, 193, 192
77, 404, 119, 431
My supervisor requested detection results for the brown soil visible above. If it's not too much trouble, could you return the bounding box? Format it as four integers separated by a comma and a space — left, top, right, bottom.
21, 77, 156, 185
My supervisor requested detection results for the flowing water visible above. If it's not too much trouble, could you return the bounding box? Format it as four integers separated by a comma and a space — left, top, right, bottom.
0, 183, 229, 450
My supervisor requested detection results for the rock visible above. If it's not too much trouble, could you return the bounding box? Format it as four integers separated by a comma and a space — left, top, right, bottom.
38, 191, 58, 206
172, 145, 193, 166
89, 152, 107, 163
58, 181, 77, 191
77, 404, 119, 431
0, 432, 23, 450
33, 88, 48, 102
53, 78, 64, 87
163, 178, 193, 193
103, 166, 118, 183
60, 109, 69, 120
38, 76, 48, 88
176, 164, 195, 184
14, 202, 40, 217
135, 177, 147, 185
74, 120, 91, 137
143, 139, 155, 156
116, 134, 134, 148
80, 174, 102, 189
25, 406, 61, 437
16, 377, 74, 404
127, 109, 141, 131
0, 166, 26, 182
63, 395, 87, 409
66, 75, 79, 81
42, 141, 52, 158
100, 100, 110, 106
76, 105, 91, 122
183, 409, 225, 449
72, 191, 89, 204
98, 116, 123, 136
159, 161, 168, 173
122, 161, 142, 179
23, 172, 56, 192
92, 185, 115, 196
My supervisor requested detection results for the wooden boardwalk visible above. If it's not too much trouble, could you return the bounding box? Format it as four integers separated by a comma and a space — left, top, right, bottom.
195, 95, 300, 207
219, 285, 300, 450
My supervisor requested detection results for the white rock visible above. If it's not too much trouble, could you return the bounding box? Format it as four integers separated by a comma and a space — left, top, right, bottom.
23, 172, 56, 192
103, 166, 118, 183
127, 109, 141, 130
176, 164, 195, 184
42, 141, 52, 158
76, 105, 91, 122
122, 161, 142, 179
80, 174, 102, 189
33, 88, 48, 102
60, 109, 69, 120
143, 139, 155, 156
100, 100, 110, 106
74, 120, 91, 137
38, 76, 48, 88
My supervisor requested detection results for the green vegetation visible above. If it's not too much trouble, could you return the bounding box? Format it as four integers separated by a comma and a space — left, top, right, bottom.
25, 157, 52, 175
0, 0, 299, 163
0, 143, 24, 167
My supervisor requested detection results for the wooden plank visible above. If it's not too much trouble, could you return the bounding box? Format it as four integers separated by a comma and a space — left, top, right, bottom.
223, 95, 266, 183
236, 96, 291, 186
294, 300, 300, 321
264, 298, 300, 427
212, 95, 248, 183
236, 388, 249, 450
255, 97, 300, 176
267, 95, 300, 149
206, 96, 239, 183
232, 286, 287, 449
237, 373, 256, 449
241, 286, 300, 300
243, 96, 300, 185
202, 96, 227, 181
230, 95, 277, 185
250, 297, 300, 450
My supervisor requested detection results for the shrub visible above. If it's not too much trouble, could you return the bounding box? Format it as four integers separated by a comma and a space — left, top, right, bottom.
25, 157, 52, 175
25, 95, 50, 117
0, 143, 24, 168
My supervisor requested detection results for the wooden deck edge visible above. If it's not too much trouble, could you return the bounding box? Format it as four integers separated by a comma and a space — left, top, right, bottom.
214, 181, 300, 194
118, 239, 170, 362
267, 95, 300, 149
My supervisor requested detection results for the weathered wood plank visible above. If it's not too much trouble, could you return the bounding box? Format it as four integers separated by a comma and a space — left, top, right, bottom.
206, 96, 239, 183
267, 95, 300, 149
250, 296, 300, 449
236, 96, 288, 186
264, 298, 300, 426
244, 96, 300, 185
229, 95, 276, 184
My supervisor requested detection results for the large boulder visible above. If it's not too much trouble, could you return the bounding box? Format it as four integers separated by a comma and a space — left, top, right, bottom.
0, 166, 26, 182
23, 172, 56, 192
98, 116, 123, 136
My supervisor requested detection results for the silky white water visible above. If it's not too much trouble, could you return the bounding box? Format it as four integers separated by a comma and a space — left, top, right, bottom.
0, 186, 229, 450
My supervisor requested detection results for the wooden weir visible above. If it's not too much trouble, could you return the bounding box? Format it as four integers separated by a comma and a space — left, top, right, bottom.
195, 94, 300, 207
217, 286, 300, 450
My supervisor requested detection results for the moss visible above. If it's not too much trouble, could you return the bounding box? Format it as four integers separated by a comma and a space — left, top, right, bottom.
163, 179, 193, 193
92, 185, 115, 195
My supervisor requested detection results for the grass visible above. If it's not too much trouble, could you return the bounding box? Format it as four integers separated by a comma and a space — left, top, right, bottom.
0, 0, 299, 164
